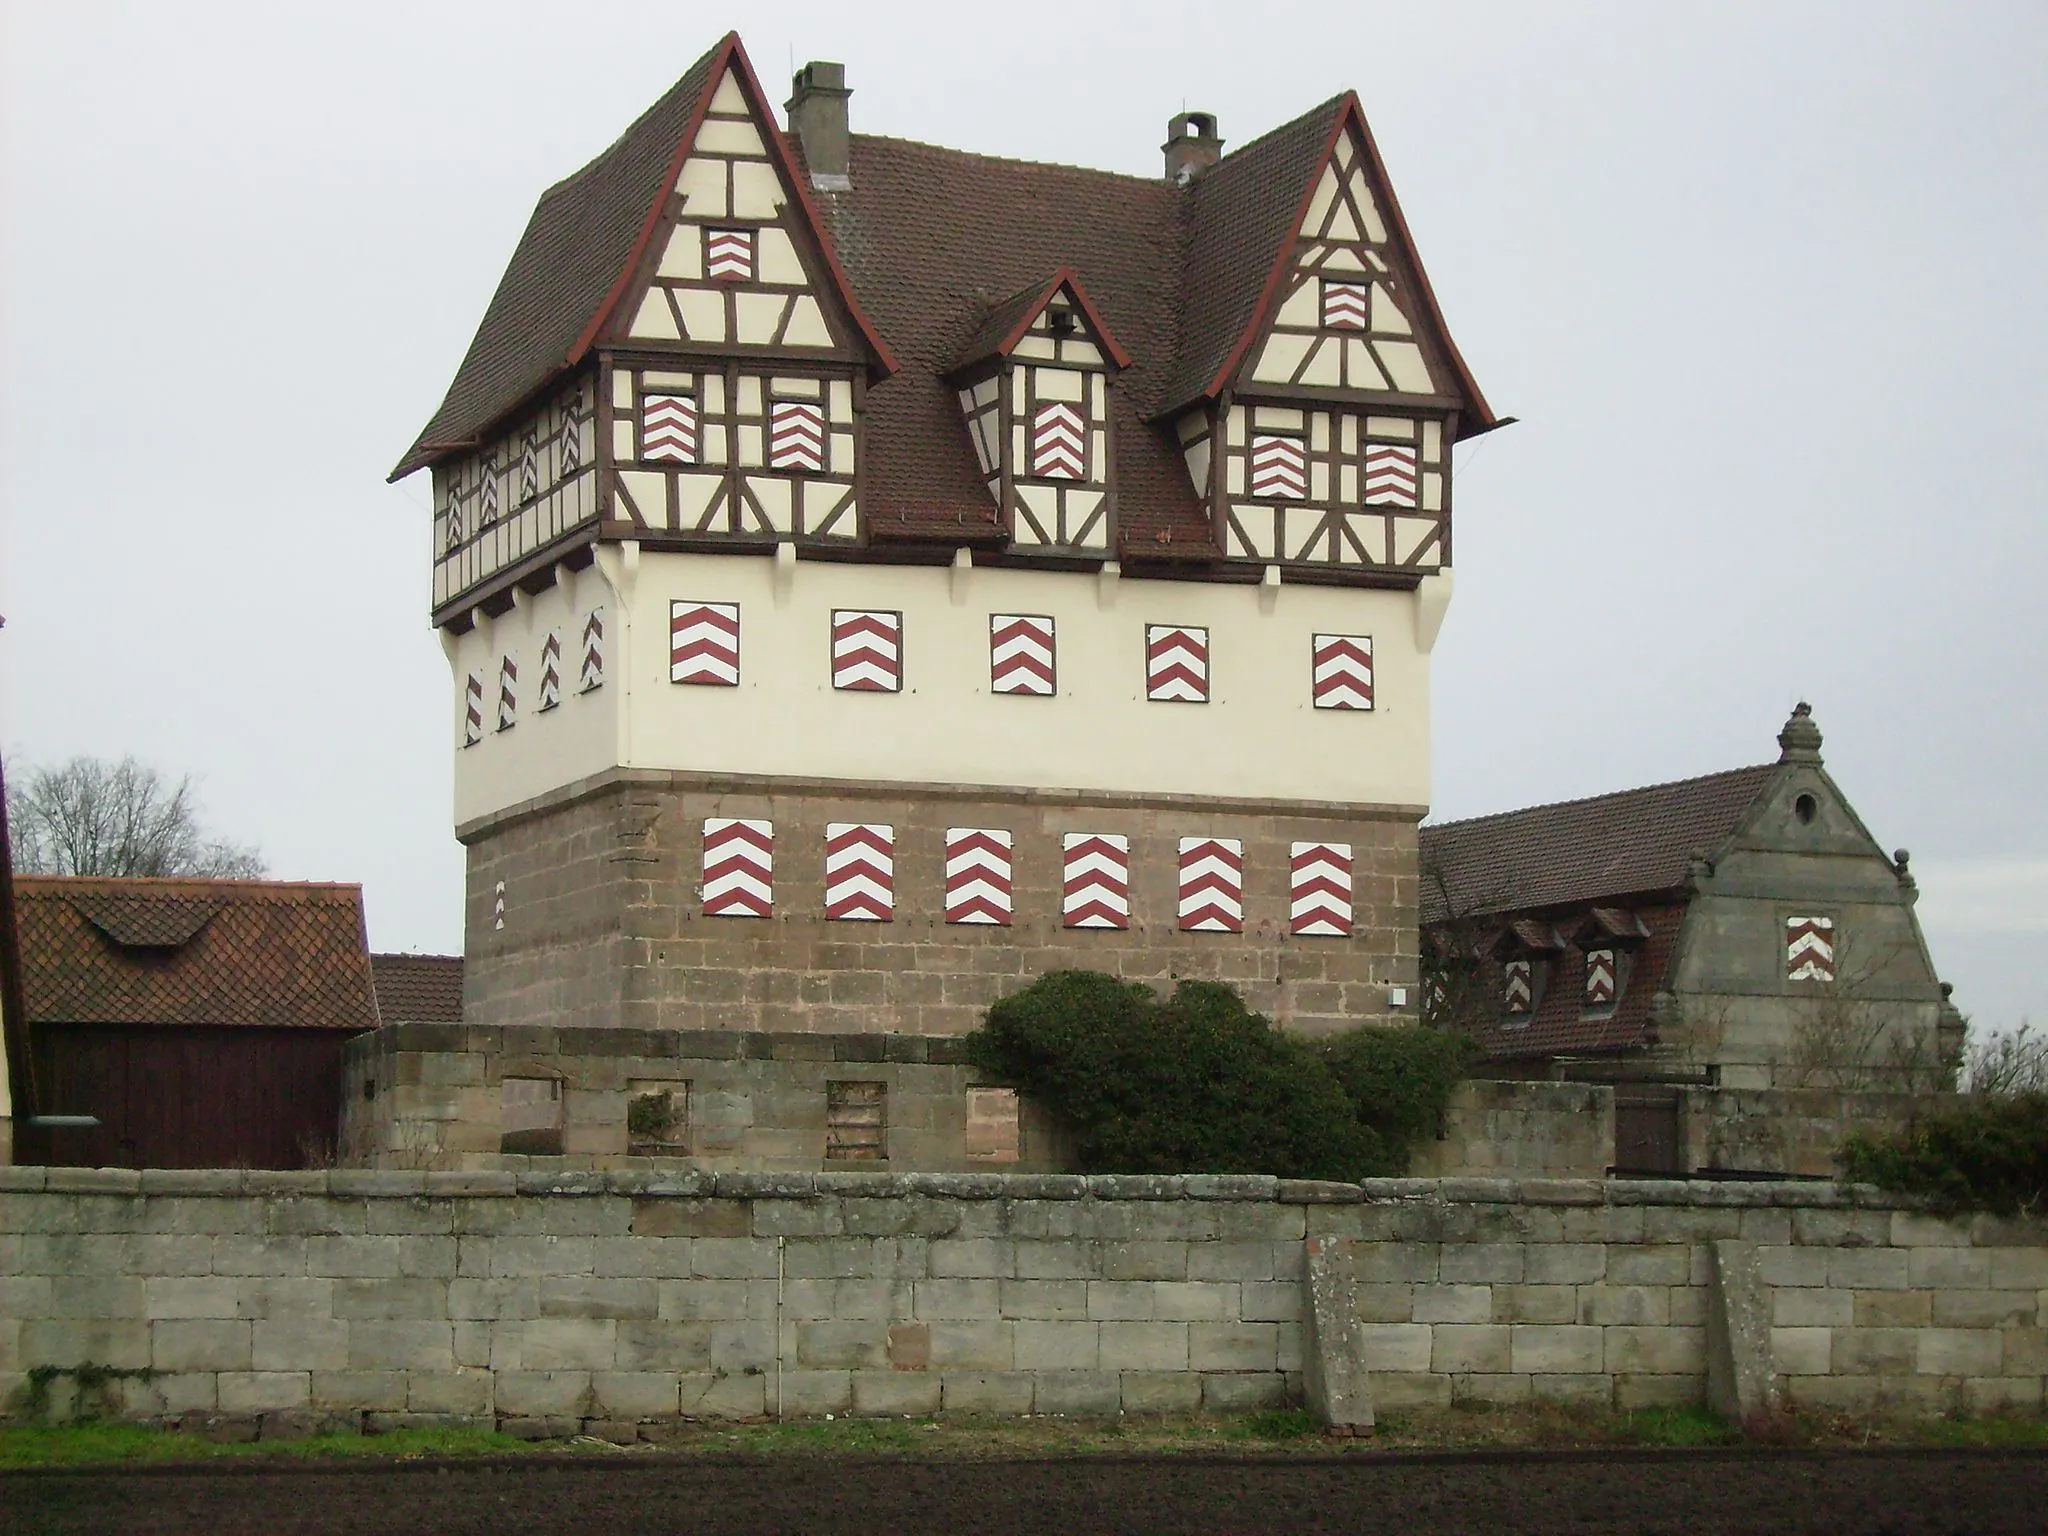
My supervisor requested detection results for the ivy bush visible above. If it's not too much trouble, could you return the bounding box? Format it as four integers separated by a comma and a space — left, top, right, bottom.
1837, 1092, 2048, 1217
965, 970, 1471, 1181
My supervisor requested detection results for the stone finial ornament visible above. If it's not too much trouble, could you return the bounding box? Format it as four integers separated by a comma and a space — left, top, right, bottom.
1776, 702, 1824, 765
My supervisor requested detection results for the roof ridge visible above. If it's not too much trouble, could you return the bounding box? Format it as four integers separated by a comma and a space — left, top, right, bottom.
1422, 763, 1777, 836
18, 876, 364, 898
847, 131, 1162, 187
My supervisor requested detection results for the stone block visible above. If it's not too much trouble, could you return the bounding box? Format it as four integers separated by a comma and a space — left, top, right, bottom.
1890, 1212, 1967, 1248
1530, 1373, 1611, 1407
913, 1278, 1002, 1320
1358, 1323, 1432, 1374
1097, 1321, 1188, 1372
1369, 1372, 1451, 1409
1025, 1370, 1117, 1416
926, 1321, 1012, 1371
211, 1236, 308, 1278
2000, 1328, 2048, 1375
1832, 1327, 1916, 1375
709, 1321, 775, 1374
1524, 1244, 1605, 1285
1769, 1326, 1832, 1376
498, 1415, 577, 1441
1354, 1243, 1438, 1284
217, 1372, 310, 1414
1605, 1246, 1690, 1287
999, 1280, 1088, 1321
490, 1237, 597, 1278
153, 1320, 252, 1372
939, 1371, 1035, 1414
495, 1371, 592, 1418
1930, 1290, 2033, 1329
1100, 1242, 1189, 1281
254, 1318, 348, 1372
348, 1321, 456, 1373
689, 1239, 780, 1280
795, 1320, 888, 1371
1151, 1282, 1234, 1322
659, 1280, 767, 1323
631, 1198, 749, 1239
1439, 1244, 1524, 1284
1490, 1284, 1577, 1325
1509, 1325, 1602, 1375
122, 1235, 215, 1277
1411, 1285, 1491, 1325
1451, 1372, 1532, 1406
615, 1320, 712, 1373
1200, 1372, 1289, 1411
749, 1202, 845, 1239
1578, 1285, 1671, 1327
1117, 1370, 1201, 1414
1917, 1329, 2002, 1377
1855, 1291, 1932, 1328
1790, 1209, 1891, 1247
311, 1371, 407, 1412
850, 1369, 942, 1417
47, 1276, 145, 1319
1757, 1246, 1831, 1288
679, 1372, 766, 1419
1989, 1249, 2048, 1289
1240, 1281, 1303, 1323
20, 1318, 149, 1376
1828, 1249, 1909, 1291
1908, 1248, 1990, 1289
1012, 1321, 1098, 1371
539, 1277, 657, 1320
1605, 1326, 1704, 1375
1432, 1324, 1511, 1374
1189, 1322, 1277, 1372
929, 1239, 1012, 1279
1772, 1288, 1853, 1327
778, 1370, 854, 1417
1011, 1241, 1097, 1281
505, 1318, 617, 1371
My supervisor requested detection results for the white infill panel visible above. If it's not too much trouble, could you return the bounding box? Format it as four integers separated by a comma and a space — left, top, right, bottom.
1289, 842, 1352, 936
1062, 833, 1131, 930
824, 823, 894, 921
945, 829, 1013, 925
1178, 838, 1244, 933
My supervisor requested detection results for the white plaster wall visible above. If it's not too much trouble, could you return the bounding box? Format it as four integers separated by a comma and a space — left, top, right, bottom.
451, 549, 1449, 828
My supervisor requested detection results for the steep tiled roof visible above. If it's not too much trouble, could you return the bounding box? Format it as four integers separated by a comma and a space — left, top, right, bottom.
393, 36, 1493, 564
1419, 765, 1778, 924
17, 877, 378, 1032
369, 953, 465, 1025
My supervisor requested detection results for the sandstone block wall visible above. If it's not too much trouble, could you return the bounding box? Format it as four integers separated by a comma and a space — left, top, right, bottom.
339, 1026, 1070, 1173
2, 1169, 2039, 1438
1410, 1081, 1613, 1180
466, 776, 1419, 1039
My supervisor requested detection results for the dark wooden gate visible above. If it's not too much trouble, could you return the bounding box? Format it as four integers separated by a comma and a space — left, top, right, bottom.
26, 1025, 349, 1169
1612, 1084, 1683, 1176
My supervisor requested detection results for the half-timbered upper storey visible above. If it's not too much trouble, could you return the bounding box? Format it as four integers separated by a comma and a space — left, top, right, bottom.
394, 33, 1498, 627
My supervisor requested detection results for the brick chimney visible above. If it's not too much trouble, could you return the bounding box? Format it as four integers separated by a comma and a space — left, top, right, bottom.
1162, 111, 1223, 186
787, 61, 852, 190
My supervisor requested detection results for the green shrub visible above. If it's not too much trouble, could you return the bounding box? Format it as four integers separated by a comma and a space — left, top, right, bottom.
1323, 1022, 1475, 1175
1837, 1092, 2048, 1216
966, 970, 1468, 1181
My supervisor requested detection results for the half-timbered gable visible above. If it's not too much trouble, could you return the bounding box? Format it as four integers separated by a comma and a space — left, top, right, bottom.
949, 272, 1128, 555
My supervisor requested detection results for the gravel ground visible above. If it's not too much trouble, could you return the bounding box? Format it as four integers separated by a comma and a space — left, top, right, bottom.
6, 1448, 2045, 1536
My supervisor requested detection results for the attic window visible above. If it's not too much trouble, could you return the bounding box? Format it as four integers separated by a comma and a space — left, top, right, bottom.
1047, 306, 1079, 336
1248, 433, 1307, 500
1794, 793, 1818, 824
705, 227, 755, 282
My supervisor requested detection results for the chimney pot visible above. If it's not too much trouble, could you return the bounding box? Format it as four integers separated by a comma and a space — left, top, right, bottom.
1163, 111, 1223, 185
787, 61, 852, 190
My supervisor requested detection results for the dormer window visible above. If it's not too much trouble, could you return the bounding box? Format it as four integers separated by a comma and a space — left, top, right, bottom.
1573, 908, 1648, 1015
1248, 433, 1307, 500
1504, 959, 1534, 1016
1584, 947, 1617, 1009
705, 227, 755, 281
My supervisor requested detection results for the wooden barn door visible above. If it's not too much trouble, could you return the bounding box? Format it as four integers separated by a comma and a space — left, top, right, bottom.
1612, 1085, 1683, 1176
30, 1025, 349, 1169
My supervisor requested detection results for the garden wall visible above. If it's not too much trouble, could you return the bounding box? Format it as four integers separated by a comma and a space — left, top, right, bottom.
0, 1167, 2040, 1439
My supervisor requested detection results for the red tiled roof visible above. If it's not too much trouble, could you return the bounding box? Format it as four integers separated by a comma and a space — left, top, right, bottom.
1419, 765, 1778, 924
16, 877, 379, 1032
369, 953, 465, 1025
392, 35, 1493, 567
1454, 902, 1687, 1061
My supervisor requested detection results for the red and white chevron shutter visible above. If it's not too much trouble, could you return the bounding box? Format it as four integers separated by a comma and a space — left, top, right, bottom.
1145, 625, 1209, 703
1177, 837, 1244, 933
1584, 948, 1617, 1007
1028, 402, 1087, 480
824, 823, 894, 922
1786, 916, 1836, 982
990, 614, 1056, 695
1504, 959, 1533, 1013
1249, 434, 1307, 500
945, 828, 1013, 925
1362, 442, 1420, 508
496, 655, 517, 731
831, 610, 903, 692
641, 394, 700, 464
1311, 634, 1374, 711
767, 401, 827, 473
463, 673, 484, 747
705, 227, 754, 281
491, 880, 506, 931
702, 818, 773, 918
538, 632, 562, 711
1321, 279, 1370, 330
580, 608, 604, 692
1063, 834, 1131, 930
670, 602, 740, 686
1289, 842, 1353, 936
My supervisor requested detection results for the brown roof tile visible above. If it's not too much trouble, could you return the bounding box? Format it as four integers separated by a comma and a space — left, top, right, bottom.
17, 877, 379, 1032
1459, 902, 1687, 1060
1419, 765, 1778, 924
369, 953, 465, 1025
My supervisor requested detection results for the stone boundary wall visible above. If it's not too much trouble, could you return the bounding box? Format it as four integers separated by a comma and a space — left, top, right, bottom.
1, 1168, 2040, 1440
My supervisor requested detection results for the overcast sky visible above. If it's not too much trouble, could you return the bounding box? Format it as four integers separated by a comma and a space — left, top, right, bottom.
3, 2, 2042, 1031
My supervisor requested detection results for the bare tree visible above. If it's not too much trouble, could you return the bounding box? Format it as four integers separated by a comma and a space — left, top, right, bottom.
1962, 1022, 2048, 1097
5, 755, 265, 878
